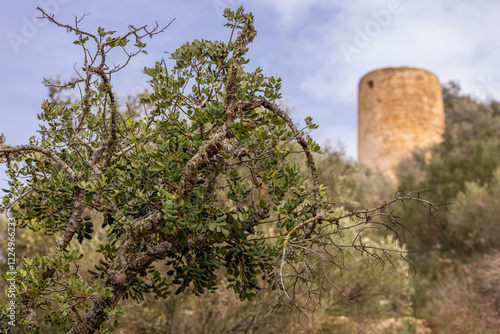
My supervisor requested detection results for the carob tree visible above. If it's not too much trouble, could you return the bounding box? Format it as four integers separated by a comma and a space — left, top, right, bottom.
0, 7, 437, 334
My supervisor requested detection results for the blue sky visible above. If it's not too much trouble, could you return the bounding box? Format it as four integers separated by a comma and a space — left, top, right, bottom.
1, 0, 500, 192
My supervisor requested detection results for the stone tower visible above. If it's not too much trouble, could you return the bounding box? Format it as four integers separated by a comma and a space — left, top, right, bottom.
358, 67, 445, 182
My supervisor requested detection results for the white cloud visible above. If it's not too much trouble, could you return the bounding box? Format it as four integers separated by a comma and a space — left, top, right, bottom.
268, 0, 500, 103
250, 0, 500, 158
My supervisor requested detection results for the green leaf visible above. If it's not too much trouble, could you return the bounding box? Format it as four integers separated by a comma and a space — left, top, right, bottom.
214, 215, 226, 224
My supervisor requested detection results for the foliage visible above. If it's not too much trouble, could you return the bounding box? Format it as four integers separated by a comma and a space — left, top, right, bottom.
448, 167, 500, 254
397, 81, 500, 323
0, 7, 434, 334
99, 209, 416, 334
315, 145, 393, 211
427, 252, 500, 333
399, 81, 500, 202
398, 82, 500, 257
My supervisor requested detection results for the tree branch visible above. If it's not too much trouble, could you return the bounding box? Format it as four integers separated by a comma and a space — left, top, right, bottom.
0, 144, 78, 182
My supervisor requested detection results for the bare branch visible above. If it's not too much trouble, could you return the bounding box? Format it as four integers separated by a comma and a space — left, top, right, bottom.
269, 191, 442, 313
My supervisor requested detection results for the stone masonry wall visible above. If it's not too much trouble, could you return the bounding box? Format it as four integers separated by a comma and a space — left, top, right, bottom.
358, 67, 445, 183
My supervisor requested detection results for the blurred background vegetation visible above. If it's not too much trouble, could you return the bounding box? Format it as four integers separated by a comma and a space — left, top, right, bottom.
2, 81, 499, 333
396, 81, 500, 334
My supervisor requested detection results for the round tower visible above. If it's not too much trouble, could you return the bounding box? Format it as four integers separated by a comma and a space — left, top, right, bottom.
358, 67, 445, 182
